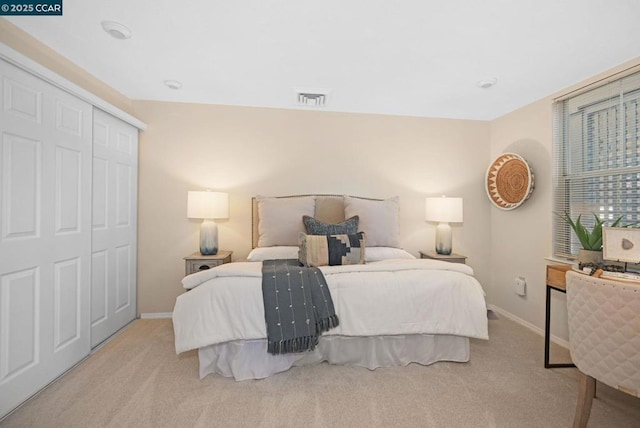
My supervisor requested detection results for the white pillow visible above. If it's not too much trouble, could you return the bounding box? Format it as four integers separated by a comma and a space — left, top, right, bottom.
247, 246, 299, 261
257, 196, 315, 247
365, 247, 415, 262
344, 196, 400, 247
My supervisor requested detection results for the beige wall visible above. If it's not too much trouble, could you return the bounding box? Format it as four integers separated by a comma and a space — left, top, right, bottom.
0, 22, 492, 317
133, 100, 492, 313
489, 97, 557, 333
5, 18, 639, 335
488, 56, 640, 341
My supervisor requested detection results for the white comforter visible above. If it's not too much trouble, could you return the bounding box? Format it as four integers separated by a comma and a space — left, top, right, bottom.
173, 259, 488, 354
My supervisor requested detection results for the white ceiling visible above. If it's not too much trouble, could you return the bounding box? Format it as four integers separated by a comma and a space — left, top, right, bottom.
7, 0, 640, 120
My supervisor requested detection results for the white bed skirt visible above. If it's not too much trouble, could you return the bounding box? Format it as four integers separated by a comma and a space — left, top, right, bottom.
198, 334, 470, 381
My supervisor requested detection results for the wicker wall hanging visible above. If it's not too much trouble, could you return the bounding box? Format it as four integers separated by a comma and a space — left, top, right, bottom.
485, 153, 534, 210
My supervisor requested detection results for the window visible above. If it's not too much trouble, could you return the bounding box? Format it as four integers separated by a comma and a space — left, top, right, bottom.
552, 70, 640, 259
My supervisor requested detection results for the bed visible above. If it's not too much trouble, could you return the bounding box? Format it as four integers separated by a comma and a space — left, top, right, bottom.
172, 195, 488, 380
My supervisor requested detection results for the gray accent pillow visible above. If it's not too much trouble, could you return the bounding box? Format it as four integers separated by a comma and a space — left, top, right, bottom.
303, 215, 359, 235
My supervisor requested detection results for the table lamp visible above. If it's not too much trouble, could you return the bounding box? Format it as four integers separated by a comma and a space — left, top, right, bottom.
425, 196, 463, 255
187, 191, 229, 255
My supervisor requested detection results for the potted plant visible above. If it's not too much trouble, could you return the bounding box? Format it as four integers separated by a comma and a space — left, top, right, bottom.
556, 212, 625, 264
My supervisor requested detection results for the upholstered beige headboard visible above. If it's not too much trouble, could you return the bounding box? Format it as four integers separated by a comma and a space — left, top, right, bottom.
251, 194, 380, 248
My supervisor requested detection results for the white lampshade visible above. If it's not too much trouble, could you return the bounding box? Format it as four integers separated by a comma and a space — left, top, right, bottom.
187, 191, 229, 219
425, 196, 463, 223
425, 196, 463, 256
187, 190, 229, 256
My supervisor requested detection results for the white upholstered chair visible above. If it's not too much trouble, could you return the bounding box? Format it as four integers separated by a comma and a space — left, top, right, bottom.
566, 271, 640, 428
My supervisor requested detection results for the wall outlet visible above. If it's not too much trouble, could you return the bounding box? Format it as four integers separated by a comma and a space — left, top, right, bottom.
514, 276, 526, 296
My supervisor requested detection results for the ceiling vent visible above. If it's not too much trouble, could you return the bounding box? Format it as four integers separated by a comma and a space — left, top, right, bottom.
294, 88, 330, 108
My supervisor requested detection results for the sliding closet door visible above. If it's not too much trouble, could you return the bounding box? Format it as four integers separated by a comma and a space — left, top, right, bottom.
90, 109, 138, 347
0, 59, 92, 417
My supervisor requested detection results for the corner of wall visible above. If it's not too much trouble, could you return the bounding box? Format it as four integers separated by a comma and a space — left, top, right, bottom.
0, 17, 135, 115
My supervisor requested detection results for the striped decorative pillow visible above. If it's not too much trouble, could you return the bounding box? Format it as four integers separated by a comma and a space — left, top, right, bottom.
298, 232, 365, 267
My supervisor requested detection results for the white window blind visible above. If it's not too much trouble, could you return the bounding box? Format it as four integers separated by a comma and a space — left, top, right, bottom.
552, 70, 640, 259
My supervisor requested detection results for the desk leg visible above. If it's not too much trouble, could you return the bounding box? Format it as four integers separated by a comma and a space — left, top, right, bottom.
544, 284, 576, 369
545, 285, 551, 368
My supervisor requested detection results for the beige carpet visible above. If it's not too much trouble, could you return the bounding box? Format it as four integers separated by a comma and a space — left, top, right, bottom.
2, 316, 639, 428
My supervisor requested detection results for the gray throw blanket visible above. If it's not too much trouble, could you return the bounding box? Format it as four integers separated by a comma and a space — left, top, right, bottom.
262, 259, 339, 355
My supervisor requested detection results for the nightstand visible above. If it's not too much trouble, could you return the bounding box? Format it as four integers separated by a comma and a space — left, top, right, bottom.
419, 250, 467, 264
184, 250, 232, 275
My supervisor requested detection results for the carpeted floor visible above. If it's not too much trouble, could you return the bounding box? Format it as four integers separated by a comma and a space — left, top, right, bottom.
1, 315, 639, 427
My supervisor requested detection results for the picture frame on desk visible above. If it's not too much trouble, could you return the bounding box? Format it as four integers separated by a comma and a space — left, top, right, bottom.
603, 227, 640, 265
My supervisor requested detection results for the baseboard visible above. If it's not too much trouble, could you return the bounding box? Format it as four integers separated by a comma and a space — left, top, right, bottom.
139, 312, 173, 319
488, 304, 569, 349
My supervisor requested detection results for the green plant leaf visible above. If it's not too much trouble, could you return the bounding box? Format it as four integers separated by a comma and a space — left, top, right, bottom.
587, 214, 603, 250
573, 214, 591, 249
555, 211, 605, 251
611, 215, 623, 227
555, 211, 640, 252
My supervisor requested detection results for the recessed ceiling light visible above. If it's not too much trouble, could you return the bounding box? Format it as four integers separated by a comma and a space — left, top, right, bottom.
101, 21, 132, 40
476, 78, 497, 89
164, 80, 183, 90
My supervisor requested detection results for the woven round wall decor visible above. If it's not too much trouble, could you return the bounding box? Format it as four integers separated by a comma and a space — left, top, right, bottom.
485, 153, 534, 210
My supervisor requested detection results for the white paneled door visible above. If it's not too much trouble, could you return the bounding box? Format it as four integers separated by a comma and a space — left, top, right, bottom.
90, 109, 137, 347
0, 60, 92, 417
